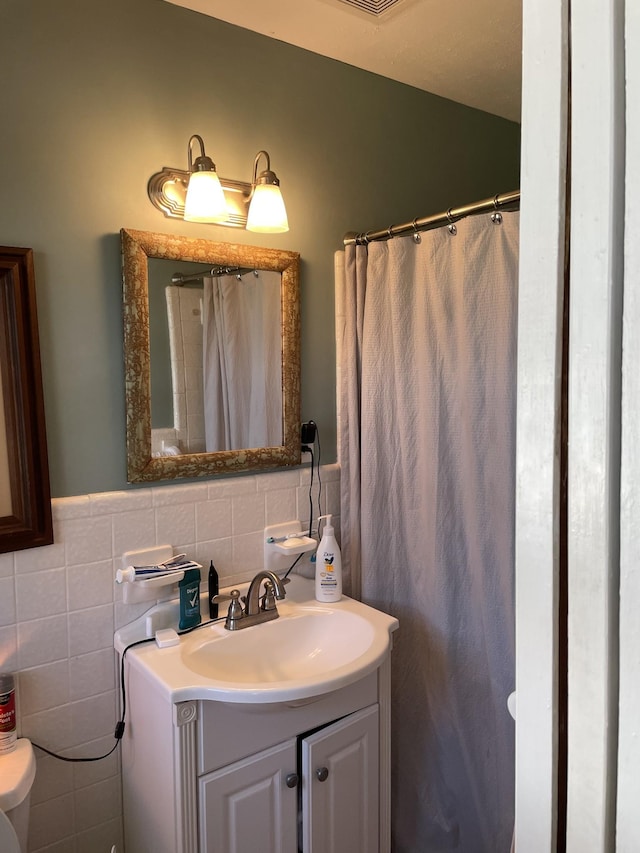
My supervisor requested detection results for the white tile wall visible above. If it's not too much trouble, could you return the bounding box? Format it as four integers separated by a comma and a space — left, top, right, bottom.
0, 464, 339, 852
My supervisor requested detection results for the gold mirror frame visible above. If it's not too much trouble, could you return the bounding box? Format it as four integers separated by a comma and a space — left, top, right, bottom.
121, 228, 301, 482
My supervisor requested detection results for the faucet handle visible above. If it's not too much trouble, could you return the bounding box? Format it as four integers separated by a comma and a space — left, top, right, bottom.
212, 589, 245, 628
212, 588, 240, 604
261, 575, 292, 610
261, 581, 277, 612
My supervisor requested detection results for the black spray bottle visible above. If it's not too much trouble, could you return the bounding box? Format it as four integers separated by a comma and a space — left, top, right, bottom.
208, 560, 219, 619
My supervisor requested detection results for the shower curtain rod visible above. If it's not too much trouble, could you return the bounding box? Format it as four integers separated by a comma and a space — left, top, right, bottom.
171, 266, 255, 286
343, 189, 520, 246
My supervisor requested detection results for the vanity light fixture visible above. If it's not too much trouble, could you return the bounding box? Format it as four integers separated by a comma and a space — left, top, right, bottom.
245, 151, 289, 233
147, 136, 289, 232
183, 134, 228, 224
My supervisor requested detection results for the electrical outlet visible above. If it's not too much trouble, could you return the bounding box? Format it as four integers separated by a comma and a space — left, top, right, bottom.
301, 420, 317, 444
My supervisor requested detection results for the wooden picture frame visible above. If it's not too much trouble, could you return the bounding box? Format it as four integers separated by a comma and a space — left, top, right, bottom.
0, 246, 53, 553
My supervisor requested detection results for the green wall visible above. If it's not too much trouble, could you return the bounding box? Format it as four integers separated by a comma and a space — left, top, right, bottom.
0, 0, 521, 497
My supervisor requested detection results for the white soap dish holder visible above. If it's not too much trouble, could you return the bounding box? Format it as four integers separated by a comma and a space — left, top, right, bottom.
271, 535, 316, 555
116, 545, 200, 605
263, 521, 317, 575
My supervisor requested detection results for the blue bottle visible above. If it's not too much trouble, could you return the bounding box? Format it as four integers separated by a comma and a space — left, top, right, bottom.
179, 568, 202, 630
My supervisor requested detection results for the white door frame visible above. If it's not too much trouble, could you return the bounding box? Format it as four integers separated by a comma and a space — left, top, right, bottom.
516, 0, 629, 849
515, 1, 568, 849
566, 0, 625, 850
616, 1, 640, 850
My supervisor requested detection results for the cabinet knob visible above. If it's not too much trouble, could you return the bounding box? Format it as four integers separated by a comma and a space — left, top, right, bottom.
315, 766, 329, 782
285, 773, 299, 789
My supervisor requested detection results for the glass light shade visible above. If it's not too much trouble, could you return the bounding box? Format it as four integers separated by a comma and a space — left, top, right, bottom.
246, 184, 289, 233
184, 171, 229, 223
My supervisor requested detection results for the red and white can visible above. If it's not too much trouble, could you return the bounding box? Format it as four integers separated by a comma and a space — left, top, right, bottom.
0, 672, 17, 754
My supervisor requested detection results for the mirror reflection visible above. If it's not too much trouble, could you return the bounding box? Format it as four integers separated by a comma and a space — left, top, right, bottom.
148, 259, 283, 454
121, 229, 301, 483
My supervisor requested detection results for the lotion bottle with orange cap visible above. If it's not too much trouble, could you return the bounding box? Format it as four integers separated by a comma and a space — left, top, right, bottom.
314, 515, 342, 602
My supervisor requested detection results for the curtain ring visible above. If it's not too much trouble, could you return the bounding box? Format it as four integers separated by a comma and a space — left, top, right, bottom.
491, 194, 503, 223
387, 226, 394, 240
446, 209, 457, 235
412, 218, 421, 244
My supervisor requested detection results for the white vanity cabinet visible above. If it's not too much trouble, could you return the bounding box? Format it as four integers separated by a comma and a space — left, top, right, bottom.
117, 576, 397, 853
121, 663, 392, 853
199, 704, 379, 853
199, 738, 298, 852
301, 704, 380, 852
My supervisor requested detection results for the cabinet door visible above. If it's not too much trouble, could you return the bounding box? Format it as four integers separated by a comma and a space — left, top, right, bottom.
301, 704, 379, 853
199, 738, 298, 853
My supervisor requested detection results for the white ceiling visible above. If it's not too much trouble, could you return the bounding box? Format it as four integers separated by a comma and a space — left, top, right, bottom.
165, 0, 522, 122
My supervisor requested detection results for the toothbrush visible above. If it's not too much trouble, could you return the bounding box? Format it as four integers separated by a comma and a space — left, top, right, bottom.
130, 555, 200, 575
130, 554, 190, 570
267, 531, 317, 543
116, 557, 201, 584
129, 566, 189, 576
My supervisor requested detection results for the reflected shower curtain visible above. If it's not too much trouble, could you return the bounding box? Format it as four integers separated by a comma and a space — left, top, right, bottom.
338, 212, 519, 852
202, 270, 282, 451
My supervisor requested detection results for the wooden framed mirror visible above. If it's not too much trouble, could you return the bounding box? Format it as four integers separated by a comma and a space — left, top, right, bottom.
0, 246, 53, 553
121, 229, 301, 482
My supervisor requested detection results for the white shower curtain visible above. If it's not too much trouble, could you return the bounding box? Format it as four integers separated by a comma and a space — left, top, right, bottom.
338, 211, 519, 852
202, 270, 282, 451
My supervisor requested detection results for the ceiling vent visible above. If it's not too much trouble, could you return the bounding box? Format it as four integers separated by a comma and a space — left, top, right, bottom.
337, 0, 404, 17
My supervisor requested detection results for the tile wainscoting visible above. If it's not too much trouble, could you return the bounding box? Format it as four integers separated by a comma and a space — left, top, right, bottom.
0, 464, 339, 852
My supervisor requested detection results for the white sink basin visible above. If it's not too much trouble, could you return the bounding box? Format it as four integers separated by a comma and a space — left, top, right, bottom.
181, 605, 375, 683
117, 576, 398, 704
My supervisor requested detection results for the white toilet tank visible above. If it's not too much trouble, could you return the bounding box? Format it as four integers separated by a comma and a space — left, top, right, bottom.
0, 739, 36, 853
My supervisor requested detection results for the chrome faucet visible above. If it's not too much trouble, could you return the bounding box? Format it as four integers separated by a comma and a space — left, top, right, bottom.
213, 570, 287, 631
246, 570, 287, 616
